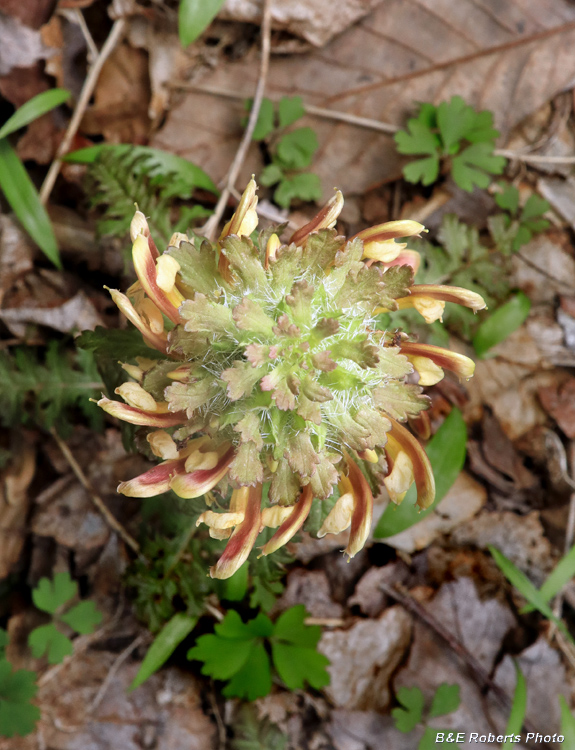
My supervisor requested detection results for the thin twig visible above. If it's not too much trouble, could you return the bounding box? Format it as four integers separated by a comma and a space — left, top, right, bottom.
380, 582, 554, 750
49, 428, 142, 557
64, 8, 99, 62
494, 149, 575, 164
171, 83, 575, 166
39, 18, 127, 206
208, 685, 227, 750
199, 0, 273, 241
88, 633, 146, 713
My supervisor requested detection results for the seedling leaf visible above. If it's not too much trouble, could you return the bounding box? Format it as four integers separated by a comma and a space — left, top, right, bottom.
0, 660, 40, 737
429, 683, 460, 718
132, 613, 198, 690
32, 572, 77, 614
276, 127, 318, 170
28, 623, 73, 664
60, 601, 102, 635
179, 0, 226, 47
392, 686, 424, 732
560, 695, 575, 747
278, 96, 305, 128
472, 292, 530, 358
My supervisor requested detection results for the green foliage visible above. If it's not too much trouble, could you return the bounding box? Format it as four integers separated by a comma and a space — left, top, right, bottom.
125, 514, 215, 634
86, 148, 211, 246
131, 613, 198, 691
247, 96, 322, 208
0, 341, 104, 432
66, 144, 218, 195
0, 660, 40, 738
490, 183, 550, 252
0, 89, 70, 267
0, 89, 70, 140
472, 292, 531, 358
395, 96, 506, 191
231, 704, 288, 750
0, 139, 61, 268
503, 663, 526, 750
559, 695, 575, 746
187, 605, 330, 700
374, 408, 466, 538
392, 683, 462, 749
0, 631, 7, 660
489, 546, 574, 646
521, 543, 575, 614
28, 572, 102, 664
179, 0, 226, 47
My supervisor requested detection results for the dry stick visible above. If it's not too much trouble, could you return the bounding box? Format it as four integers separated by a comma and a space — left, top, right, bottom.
380, 582, 554, 750
39, 17, 127, 206
172, 83, 575, 166
198, 0, 273, 241
50, 428, 142, 557
88, 633, 147, 713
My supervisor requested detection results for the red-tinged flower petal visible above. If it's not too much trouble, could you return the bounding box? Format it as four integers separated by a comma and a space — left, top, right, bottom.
403, 285, 487, 312
400, 342, 475, 381
353, 220, 426, 244
132, 235, 181, 325
387, 418, 435, 509
210, 484, 263, 579
381, 248, 421, 275
97, 397, 186, 427
118, 458, 186, 497
344, 456, 373, 559
169, 446, 235, 499
259, 485, 313, 557
289, 189, 343, 246
107, 288, 168, 353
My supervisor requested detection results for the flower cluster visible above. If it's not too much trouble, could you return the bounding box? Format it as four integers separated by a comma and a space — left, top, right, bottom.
99, 180, 484, 578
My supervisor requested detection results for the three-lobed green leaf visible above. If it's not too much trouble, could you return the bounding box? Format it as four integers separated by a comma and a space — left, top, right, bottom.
393, 686, 425, 732
28, 623, 73, 664
0, 660, 40, 738
32, 572, 77, 614
187, 606, 329, 700
395, 96, 506, 192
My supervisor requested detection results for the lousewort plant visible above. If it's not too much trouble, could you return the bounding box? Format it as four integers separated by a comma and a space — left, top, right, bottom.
98, 179, 484, 578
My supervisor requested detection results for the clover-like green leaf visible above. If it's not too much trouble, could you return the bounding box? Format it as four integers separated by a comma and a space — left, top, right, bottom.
274, 173, 322, 208
28, 623, 73, 664
276, 127, 318, 170
429, 683, 461, 718
0, 660, 40, 738
451, 143, 506, 192
271, 605, 330, 690
60, 601, 102, 635
32, 572, 77, 614
392, 686, 425, 733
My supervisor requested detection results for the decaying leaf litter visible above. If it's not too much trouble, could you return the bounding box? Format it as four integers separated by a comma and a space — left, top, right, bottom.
1, 0, 575, 748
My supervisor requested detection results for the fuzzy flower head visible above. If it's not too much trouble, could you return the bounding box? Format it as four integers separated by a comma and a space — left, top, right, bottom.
100, 179, 484, 578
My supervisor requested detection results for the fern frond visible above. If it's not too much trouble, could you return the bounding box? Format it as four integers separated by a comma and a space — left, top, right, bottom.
87, 149, 211, 245
0, 342, 104, 432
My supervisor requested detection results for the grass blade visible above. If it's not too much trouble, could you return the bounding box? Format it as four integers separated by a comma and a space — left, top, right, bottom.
64, 144, 218, 196
560, 695, 575, 748
521, 543, 575, 614
130, 613, 198, 690
502, 663, 526, 749
473, 292, 530, 358
0, 140, 61, 268
373, 408, 466, 538
489, 545, 574, 645
178, 0, 226, 47
0, 89, 70, 140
